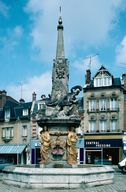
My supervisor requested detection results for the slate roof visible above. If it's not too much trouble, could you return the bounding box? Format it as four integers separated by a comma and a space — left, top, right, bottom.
94, 65, 113, 78
0, 97, 32, 122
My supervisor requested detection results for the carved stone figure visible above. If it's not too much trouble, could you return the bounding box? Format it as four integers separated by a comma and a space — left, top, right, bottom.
45, 85, 82, 118
67, 127, 78, 165
51, 134, 66, 160
48, 85, 82, 108
56, 63, 65, 79
39, 126, 51, 164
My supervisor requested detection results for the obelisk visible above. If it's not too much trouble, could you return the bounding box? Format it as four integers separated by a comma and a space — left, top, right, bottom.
51, 16, 69, 103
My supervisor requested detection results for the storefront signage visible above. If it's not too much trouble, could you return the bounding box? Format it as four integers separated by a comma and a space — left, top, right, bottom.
85, 139, 122, 148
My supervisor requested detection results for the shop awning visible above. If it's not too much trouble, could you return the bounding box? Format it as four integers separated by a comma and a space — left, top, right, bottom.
0, 144, 26, 154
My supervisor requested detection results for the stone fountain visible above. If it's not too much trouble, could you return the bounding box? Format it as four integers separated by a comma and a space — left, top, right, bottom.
2, 16, 114, 189
37, 15, 82, 168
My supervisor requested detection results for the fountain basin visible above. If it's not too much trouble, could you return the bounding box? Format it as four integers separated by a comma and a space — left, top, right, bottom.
2, 165, 114, 189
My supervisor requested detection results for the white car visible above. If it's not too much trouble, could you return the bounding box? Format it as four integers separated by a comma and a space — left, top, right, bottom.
118, 157, 126, 173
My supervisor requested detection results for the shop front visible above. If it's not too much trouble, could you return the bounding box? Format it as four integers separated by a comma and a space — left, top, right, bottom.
85, 138, 123, 165
0, 144, 26, 164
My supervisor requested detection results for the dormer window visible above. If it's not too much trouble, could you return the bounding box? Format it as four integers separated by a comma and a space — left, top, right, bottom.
94, 76, 112, 87
94, 66, 112, 87
23, 109, 28, 116
4, 108, 10, 122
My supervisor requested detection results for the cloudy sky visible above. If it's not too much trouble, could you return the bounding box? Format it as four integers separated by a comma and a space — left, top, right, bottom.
0, 0, 126, 101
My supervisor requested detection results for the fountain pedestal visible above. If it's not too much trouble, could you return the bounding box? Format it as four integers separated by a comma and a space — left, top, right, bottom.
37, 117, 80, 166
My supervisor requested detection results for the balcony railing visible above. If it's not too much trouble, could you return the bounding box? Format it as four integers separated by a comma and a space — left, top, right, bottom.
2, 136, 13, 142
86, 129, 120, 134
87, 107, 119, 113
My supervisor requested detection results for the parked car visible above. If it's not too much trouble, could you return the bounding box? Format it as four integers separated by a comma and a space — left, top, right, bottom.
118, 157, 126, 173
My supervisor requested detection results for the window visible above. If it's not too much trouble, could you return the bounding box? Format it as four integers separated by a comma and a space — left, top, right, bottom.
94, 78, 101, 87
111, 119, 117, 131
23, 109, 28, 116
99, 120, 106, 132
4, 108, 10, 122
22, 125, 27, 137
89, 120, 96, 132
2, 127, 13, 139
89, 99, 96, 112
110, 98, 118, 110
94, 76, 112, 87
99, 99, 106, 111
38, 103, 43, 110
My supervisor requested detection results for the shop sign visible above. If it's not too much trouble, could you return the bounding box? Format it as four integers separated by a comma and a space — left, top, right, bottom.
85, 139, 122, 148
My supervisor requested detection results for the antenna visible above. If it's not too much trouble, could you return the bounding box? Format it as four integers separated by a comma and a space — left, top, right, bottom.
18, 82, 23, 99
59, 6, 61, 14
85, 53, 99, 70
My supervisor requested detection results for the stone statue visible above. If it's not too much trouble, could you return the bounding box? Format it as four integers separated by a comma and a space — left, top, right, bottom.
67, 127, 78, 165
47, 85, 82, 107
39, 126, 51, 164
45, 85, 82, 118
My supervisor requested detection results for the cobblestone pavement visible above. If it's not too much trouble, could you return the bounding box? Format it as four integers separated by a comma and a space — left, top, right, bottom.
0, 167, 126, 192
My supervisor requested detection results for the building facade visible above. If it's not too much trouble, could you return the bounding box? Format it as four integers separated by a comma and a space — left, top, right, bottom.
0, 90, 32, 165
83, 66, 126, 165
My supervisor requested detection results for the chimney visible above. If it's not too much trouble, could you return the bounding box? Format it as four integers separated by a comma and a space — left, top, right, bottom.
32, 92, 36, 101
19, 98, 25, 104
0, 90, 7, 108
85, 69, 91, 85
122, 74, 126, 89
